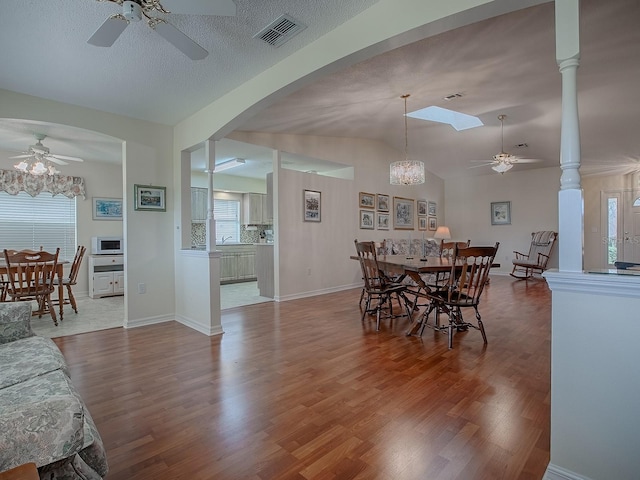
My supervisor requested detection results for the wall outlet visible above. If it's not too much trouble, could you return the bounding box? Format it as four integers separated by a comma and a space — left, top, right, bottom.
138, 283, 146, 294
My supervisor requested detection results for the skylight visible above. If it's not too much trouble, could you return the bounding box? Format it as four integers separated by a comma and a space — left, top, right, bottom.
406, 106, 483, 131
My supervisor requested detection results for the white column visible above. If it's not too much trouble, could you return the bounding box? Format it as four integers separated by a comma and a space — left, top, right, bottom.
556, 0, 583, 272
204, 139, 216, 252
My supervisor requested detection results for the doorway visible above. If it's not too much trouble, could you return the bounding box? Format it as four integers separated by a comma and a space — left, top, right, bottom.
602, 189, 640, 266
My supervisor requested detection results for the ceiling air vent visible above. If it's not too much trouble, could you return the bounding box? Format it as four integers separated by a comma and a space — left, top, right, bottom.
254, 14, 306, 47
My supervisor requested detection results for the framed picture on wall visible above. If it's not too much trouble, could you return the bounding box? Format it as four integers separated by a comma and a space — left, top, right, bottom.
428, 216, 437, 231
92, 197, 122, 220
393, 196, 414, 230
377, 212, 390, 230
359, 191, 376, 209
428, 201, 437, 216
376, 194, 390, 212
360, 209, 375, 229
304, 189, 321, 222
491, 201, 511, 225
418, 217, 427, 231
134, 185, 166, 211
417, 200, 428, 216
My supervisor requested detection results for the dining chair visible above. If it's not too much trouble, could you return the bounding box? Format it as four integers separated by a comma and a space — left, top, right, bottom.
52, 245, 86, 314
2, 248, 60, 325
354, 239, 413, 331
418, 242, 499, 348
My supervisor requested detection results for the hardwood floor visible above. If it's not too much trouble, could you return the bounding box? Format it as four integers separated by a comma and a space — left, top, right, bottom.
53, 275, 551, 480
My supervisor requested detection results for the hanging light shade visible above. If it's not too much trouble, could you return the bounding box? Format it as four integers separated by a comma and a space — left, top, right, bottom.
390, 94, 425, 185
490, 115, 516, 174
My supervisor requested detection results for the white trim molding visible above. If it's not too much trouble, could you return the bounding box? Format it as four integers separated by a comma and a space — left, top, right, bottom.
543, 269, 640, 298
544, 463, 594, 480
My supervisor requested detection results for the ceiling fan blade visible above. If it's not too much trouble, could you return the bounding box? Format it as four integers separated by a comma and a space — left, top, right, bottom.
513, 158, 543, 164
152, 20, 208, 60
46, 157, 69, 166
9, 154, 31, 159
88, 15, 129, 47
160, 0, 237, 16
468, 163, 494, 169
49, 154, 84, 163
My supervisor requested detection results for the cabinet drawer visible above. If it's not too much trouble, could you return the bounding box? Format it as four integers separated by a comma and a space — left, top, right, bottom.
91, 255, 124, 267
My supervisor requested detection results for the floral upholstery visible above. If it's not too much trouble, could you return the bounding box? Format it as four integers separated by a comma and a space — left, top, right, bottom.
0, 303, 108, 479
379, 238, 440, 257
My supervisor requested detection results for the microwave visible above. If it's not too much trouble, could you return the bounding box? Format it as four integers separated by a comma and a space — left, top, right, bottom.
91, 236, 124, 255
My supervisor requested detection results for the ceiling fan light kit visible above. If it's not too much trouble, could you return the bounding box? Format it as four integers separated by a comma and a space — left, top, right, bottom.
10, 134, 84, 176
390, 94, 425, 185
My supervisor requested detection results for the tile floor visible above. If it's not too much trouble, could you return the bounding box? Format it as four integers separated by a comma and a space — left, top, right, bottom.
28, 281, 272, 338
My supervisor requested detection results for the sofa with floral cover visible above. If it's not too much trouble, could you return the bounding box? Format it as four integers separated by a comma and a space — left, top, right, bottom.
378, 238, 440, 258
0, 302, 108, 480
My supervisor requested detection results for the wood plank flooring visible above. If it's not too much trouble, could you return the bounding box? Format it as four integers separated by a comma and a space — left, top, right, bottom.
53, 275, 551, 480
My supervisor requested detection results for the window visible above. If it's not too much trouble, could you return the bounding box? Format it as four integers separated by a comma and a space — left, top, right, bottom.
214, 199, 240, 243
0, 192, 77, 259
607, 196, 619, 265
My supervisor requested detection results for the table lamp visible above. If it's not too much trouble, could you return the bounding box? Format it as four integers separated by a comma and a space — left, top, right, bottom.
434, 226, 451, 240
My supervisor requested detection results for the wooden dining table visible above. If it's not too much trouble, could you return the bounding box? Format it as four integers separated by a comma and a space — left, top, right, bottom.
0, 258, 69, 320
351, 254, 459, 335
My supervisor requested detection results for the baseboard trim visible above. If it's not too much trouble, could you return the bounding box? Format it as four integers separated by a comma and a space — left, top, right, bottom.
125, 314, 174, 329
275, 283, 360, 302
544, 463, 593, 480
175, 314, 225, 336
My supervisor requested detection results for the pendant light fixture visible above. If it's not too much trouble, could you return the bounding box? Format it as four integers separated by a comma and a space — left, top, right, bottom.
491, 114, 515, 174
390, 94, 425, 185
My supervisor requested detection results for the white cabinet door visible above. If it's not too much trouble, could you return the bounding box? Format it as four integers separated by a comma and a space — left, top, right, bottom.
113, 271, 125, 295
237, 251, 256, 279
93, 272, 115, 296
220, 253, 236, 282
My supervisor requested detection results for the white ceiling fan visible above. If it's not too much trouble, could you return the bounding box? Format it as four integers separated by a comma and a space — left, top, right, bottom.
471, 114, 542, 174
88, 0, 237, 60
10, 134, 84, 176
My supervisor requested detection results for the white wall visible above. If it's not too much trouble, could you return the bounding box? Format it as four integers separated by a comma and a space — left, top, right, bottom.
544, 272, 640, 480
445, 166, 561, 274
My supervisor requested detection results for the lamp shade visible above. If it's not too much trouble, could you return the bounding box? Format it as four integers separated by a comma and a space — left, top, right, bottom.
434, 226, 451, 240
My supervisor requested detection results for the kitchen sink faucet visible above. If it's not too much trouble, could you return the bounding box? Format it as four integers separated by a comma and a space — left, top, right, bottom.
220, 235, 232, 244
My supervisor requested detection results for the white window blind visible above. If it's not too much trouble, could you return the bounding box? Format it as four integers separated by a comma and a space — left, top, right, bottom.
214, 199, 240, 243
0, 192, 77, 260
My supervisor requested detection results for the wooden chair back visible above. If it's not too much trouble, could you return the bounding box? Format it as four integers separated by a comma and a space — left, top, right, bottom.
67, 245, 87, 285
354, 240, 385, 292
443, 243, 499, 306
3, 248, 59, 301
440, 240, 471, 258
526, 231, 557, 269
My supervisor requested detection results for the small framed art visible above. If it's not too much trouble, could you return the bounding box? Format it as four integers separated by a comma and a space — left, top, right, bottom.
92, 197, 122, 220
377, 212, 390, 230
417, 200, 428, 216
304, 190, 321, 222
418, 217, 427, 231
393, 196, 414, 230
134, 185, 166, 212
428, 216, 437, 231
360, 209, 375, 229
359, 192, 376, 209
428, 201, 437, 216
491, 201, 511, 225
376, 194, 389, 212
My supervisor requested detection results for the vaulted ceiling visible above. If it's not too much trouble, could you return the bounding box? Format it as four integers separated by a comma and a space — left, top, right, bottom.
0, 0, 638, 179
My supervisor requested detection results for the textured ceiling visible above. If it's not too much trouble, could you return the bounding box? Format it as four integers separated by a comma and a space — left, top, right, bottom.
0, 0, 638, 179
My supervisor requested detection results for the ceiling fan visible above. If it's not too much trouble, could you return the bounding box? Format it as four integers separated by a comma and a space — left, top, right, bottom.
88, 0, 237, 60
471, 114, 542, 174
10, 134, 84, 176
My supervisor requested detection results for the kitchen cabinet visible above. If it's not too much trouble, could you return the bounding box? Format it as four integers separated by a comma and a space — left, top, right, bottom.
243, 193, 268, 225
89, 255, 124, 298
218, 245, 256, 284
191, 187, 208, 223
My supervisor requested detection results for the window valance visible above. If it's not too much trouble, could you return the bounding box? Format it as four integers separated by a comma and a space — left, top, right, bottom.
0, 170, 85, 199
